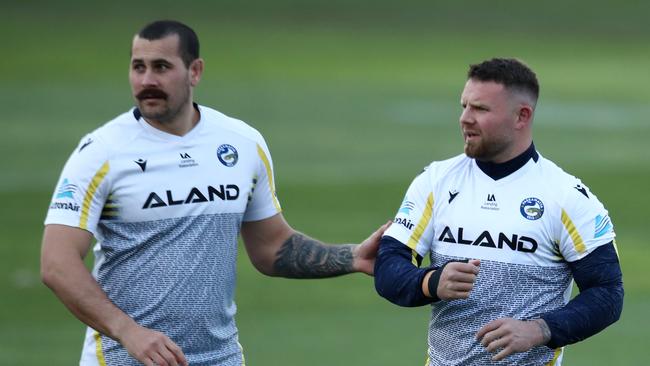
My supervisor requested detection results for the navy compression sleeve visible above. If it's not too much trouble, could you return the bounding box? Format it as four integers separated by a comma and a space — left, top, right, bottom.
374, 236, 436, 307
542, 242, 624, 348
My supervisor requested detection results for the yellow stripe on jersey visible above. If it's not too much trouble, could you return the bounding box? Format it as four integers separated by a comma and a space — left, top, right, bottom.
545, 347, 562, 366
94, 331, 107, 366
613, 239, 620, 257
256, 144, 281, 212
561, 208, 586, 254
239, 341, 246, 366
411, 249, 419, 266
80, 161, 110, 230
406, 193, 434, 250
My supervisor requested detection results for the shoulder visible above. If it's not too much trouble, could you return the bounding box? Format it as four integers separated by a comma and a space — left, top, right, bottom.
535, 154, 593, 200
422, 153, 472, 180
405, 154, 470, 195
534, 154, 610, 228
536, 154, 578, 185
80, 109, 142, 153
65, 109, 141, 165
198, 105, 267, 146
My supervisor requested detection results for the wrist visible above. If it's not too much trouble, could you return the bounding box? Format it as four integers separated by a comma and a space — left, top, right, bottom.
532, 318, 551, 346
350, 244, 363, 273
112, 316, 138, 343
424, 264, 447, 301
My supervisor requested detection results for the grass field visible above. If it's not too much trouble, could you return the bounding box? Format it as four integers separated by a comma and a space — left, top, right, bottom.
1, 1, 649, 364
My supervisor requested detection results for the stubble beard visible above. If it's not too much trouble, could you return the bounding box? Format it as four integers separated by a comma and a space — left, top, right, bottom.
137, 84, 191, 124
464, 135, 510, 162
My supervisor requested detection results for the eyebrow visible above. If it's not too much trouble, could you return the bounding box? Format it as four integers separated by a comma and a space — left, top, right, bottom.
131, 58, 172, 65
460, 98, 484, 106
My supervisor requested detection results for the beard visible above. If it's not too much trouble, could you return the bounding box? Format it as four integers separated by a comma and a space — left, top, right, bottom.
463, 133, 511, 162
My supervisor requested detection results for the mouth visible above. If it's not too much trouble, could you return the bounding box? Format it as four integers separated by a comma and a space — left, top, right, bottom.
463, 131, 480, 142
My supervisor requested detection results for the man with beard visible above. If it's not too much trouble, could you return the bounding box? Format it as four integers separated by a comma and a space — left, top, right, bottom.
41, 20, 387, 366
374, 58, 623, 365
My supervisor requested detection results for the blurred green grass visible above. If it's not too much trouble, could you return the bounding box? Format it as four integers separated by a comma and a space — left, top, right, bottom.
1, 1, 649, 364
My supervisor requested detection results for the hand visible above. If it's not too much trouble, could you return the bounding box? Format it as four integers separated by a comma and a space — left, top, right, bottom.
118, 322, 188, 366
352, 221, 392, 275
476, 318, 551, 361
435, 259, 480, 300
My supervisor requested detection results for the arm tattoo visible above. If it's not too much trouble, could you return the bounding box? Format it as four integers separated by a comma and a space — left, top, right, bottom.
273, 233, 354, 278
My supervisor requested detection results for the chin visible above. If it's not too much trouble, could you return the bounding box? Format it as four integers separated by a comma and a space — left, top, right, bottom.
464, 145, 477, 158
139, 104, 165, 117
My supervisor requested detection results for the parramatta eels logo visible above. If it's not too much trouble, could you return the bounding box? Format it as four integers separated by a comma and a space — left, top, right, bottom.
55, 179, 78, 199
520, 197, 544, 220
217, 144, 238, 167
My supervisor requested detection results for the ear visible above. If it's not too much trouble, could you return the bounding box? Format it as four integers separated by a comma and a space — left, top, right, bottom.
515, 104, 534, 130
189, 58, 204, 87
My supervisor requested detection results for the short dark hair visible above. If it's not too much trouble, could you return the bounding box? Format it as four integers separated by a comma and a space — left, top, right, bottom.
467, 58, 539, 101
137, 20, 199, 68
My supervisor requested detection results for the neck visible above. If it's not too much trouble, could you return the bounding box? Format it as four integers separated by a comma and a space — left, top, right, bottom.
475, 142, 538, 180
139, 102, 199, 136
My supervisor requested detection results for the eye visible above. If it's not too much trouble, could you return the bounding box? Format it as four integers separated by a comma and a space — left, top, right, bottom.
132, 63, 145, 72
154, 63, 171, 72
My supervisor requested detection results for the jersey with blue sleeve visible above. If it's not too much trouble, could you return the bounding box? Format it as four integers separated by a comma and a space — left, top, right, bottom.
382, 149, 616, 366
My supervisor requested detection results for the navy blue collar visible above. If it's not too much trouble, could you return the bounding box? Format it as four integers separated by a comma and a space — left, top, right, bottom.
475, 143, 539, 180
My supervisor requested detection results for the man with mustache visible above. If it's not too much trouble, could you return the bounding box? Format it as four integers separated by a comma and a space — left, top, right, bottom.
41, 20, 388, 366
374, 58, 623, 365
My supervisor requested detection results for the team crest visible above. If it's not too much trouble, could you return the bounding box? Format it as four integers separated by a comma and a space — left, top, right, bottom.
520, 197, 544, 220
217, 144, 238, 167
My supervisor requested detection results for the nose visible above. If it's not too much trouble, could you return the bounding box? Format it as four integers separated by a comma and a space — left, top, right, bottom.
141, 69, 158, 87
459, 107, 474, 126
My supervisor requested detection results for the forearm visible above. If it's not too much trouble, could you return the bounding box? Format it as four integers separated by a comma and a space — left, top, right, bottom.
542, 243, 623, 348
42, 255, 135, 341
374, 236, 434, 307
542, 283, 623, 348
272, 232, 355, 278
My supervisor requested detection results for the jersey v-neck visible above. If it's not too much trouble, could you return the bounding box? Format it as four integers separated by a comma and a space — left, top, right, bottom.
133, 103, 203, 142
475, 143, 539, 181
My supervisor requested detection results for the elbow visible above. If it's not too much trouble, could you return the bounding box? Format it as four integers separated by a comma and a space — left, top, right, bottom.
249, 256, 276, 277
373, 255, 395, 300
40, 253, 72, 291
373, 270, 392, 300
374, 262, 421, 308
602, 274, 625, 325
611, 282, 625, 323
373, 238, 431, 307
374, 275, 398, 304
374, 279, 423, 308
40, 259, 60, 290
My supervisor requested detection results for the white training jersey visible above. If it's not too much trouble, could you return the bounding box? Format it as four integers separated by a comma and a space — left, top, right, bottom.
45, 105, 282, 366
383, 152, 615, 366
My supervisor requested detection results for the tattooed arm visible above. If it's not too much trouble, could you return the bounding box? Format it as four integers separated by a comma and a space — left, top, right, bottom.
240, 213, 388, 278
273, 233, 354, 278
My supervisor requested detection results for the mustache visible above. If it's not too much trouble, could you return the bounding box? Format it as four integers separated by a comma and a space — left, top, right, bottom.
136, 89, 168, 100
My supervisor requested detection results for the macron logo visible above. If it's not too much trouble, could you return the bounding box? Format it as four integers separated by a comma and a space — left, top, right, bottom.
135, 159, 147, 172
